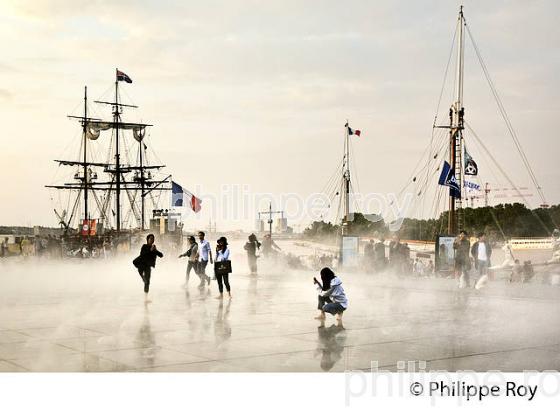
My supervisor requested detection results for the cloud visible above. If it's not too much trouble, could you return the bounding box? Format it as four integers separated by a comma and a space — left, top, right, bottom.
0, 0, 558, 228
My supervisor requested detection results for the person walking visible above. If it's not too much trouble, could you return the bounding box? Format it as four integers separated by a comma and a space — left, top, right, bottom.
471, 232, 492, 289
314, 267, 348, 324
179, 235, 199, 287
214, 237, 232, 299
363, 239, 375, 273
196, 231, 213, 286
389, 235, 402, 274
453, 230, 472, 287
401, 243, 411, 274
1, 238, 8, 258
374, 238, 386, 271
244, 233, 261, 275
261, 233, 281, 258
133, 234, 163, 303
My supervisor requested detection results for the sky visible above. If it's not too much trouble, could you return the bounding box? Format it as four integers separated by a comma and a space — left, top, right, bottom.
0, 0, 558, 231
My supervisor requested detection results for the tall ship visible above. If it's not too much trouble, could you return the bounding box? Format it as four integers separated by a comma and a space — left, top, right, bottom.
46, 69, 183, 255
314, 7, 559, 273
395, 6, 558, 272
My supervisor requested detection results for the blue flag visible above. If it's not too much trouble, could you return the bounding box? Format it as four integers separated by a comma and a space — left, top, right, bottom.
171, 181, 184, 207
438, 161, 461, 198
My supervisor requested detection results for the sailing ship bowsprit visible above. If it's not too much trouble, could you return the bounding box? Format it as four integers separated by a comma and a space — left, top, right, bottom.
46, 69, 181, 250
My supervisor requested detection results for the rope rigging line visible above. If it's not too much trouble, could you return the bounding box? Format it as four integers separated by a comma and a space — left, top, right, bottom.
464, 19, 547, 206
465, 122, 553, 234
404, 134, 448, 220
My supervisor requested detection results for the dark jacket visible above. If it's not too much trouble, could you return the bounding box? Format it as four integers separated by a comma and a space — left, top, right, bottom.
138, 244, 163, 268
453, 238, 471, 265
374, 242, 386, 263
389, 241, 401, 260
470, 241, 492, 268
244, 241, 260, 258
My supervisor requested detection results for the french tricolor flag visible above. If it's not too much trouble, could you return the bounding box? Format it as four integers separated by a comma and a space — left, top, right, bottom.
116, 69, 132, 83
171, 181, 202, 213
345, 122, 361, 137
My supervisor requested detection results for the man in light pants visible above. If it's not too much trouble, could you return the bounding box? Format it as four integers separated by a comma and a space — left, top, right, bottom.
471, 232, 492, 286
196, 231, 213, 287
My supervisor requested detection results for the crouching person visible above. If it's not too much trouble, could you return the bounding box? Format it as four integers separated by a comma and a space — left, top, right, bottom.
314, 267, 348, 323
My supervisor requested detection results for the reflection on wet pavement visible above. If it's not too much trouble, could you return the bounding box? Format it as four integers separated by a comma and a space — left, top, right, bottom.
1, 242, 560, 372
315, 324, 346, 371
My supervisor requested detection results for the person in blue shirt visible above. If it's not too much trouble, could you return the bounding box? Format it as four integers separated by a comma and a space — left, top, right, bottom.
196, 231, 213, 286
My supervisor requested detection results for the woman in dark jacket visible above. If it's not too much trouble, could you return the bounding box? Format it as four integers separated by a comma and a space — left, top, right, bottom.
215, 237, 232, 299
134, 234, 163, 302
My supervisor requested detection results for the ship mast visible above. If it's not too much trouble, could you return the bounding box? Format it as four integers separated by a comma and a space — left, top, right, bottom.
448, 6, 465, 235
114, 69, 122, 232
82, 86, 89, 223
139, 137, 145, 230
342, 122, 351, 234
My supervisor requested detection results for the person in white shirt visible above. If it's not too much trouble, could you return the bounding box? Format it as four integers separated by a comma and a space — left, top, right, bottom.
196, 231, 213, 286
470, 232, 492, 284
214, 236, 232, 299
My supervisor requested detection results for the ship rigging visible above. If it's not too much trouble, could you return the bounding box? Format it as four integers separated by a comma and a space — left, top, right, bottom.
46, 69, 171, 235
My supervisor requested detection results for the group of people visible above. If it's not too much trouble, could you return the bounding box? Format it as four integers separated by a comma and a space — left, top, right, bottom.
363, 236, 418, 275
133, 231, 285, 303
0, 233, 133, 260
133, 231, 233, 303
178, 232, 232, 298
510, 259, 535, 283
1, 235, 63, 258
132, 231, 349, 324
412, 257, 434, 276
453, 231, 492, 288
362, 238, 387, 272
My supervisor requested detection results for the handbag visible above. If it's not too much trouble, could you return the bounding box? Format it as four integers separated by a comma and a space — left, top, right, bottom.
214, 260, 232, 274
132, 255, 143, 269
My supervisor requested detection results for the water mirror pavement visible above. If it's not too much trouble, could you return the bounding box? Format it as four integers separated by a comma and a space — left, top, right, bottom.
1, 240, 559, 372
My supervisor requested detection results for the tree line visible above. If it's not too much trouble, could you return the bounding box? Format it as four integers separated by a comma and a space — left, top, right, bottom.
303, 203, 560, 242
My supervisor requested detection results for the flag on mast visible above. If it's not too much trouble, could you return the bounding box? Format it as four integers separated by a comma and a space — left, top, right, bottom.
116, 69, 132, 83
345, 122, 361, 137
171, 181, 202, 212
464, 146, 478, 175
438, 160, 461, 198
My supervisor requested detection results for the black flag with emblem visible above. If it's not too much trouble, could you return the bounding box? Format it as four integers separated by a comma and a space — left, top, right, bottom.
464, 146, 478, 175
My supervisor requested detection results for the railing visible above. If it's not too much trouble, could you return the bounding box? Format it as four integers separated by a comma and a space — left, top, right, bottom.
509, 237, 553, 250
